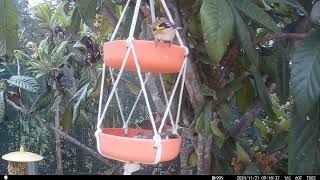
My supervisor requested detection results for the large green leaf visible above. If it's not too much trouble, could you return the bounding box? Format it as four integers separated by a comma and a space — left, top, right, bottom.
195, 103, 213, 139
72, 83, 89, 123
231, 5, 258, 66
77, 0, 98, 29
236, 142, 251, 165
266, 0, 307, 14
31, 90, 55, 111
7, 76, 39, 93
0, 0, 18, 56
51, 41, 68, 63
291, 30, 320, 116
231, 5, 277, 121
211, 120, 228, 148
200, 0, 234, 64
0, 91, 5, 122
264, 44, 290, 104
68, 6, 81, 36
52, 2, 69, 29
35, 3, 52, 30
232, 0, 281, 34
289, 105, 320, 174
254, 73, 278, 121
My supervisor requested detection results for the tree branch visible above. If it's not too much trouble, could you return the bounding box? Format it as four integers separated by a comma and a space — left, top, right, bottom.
5, 99, 121, 174
231, 101, 262, 138
253, 33, 306, 46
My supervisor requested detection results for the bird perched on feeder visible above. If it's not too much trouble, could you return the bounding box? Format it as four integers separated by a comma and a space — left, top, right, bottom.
152, 17, 181, 47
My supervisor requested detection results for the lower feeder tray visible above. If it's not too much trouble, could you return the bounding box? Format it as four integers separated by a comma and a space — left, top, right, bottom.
99, 128, 182, 164
104, 40, 185, 73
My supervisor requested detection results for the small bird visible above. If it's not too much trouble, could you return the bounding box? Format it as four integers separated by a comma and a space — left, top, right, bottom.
152, 17, 181, 47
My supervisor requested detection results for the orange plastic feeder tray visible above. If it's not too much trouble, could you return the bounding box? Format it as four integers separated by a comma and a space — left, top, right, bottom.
104, 40, 185, 73
99, 128, 182, 164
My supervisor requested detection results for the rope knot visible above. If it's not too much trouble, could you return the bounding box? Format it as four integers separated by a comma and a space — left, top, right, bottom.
153, 134, 162, 148
94, 129, 102, 138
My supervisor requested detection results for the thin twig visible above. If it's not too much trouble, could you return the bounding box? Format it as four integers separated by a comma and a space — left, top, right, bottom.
253, 33, 306, 46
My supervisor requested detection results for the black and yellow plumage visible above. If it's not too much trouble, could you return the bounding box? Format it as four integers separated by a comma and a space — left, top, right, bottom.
152, 17, 180, 46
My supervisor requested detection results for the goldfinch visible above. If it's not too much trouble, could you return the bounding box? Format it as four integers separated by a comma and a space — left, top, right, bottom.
152, 17, 180, 46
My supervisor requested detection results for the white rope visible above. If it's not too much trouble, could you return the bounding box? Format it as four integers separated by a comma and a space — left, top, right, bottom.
110, 0, 131, 41
97, 65, 106, 121
96, 0, 190, 165
128, 0, 142, 40
108, 67, 126, 125
131, 44, 157, 134
174, 57, 187, 134
159, 74, 175, 129
97, 45, 132, 130
158, 60, 186, 134
149, 0, 156, 23
97, 0, 130, 122
125, 73, 150, 125
123, 162, 141, 175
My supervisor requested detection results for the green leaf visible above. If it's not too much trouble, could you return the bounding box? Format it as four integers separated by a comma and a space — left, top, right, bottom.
61, 107, 73, 133
89, 71, 103, 98
77, 0, 98, 29
52, 2, 69, 29
0, 0, 18, 56
236, 79, 255, 114
232, 0, 281, 34
200, 0, 234, 64
276, 118, 290, 132
195, 107, 205, 134
31, 91, 55, 111
0, 91, 5, 122
236, 143, 251, 165
199, 84, 216, 97
289, 105, 320, 174
68, 6, 81, 36
79, 110, 88, 127
211, 120, 227, 148
7, 75, 39, 93
266, 0, 307, 14
72, 83, 89, 123
35, 3, 52, 30
195, 103, 213, 138
187, 151, 198, 168
51, 41, 68, 63
291, 30, 320, 116
231, 5, 258, 66
265, 44, 290, 104
254, 73, 278, 121
216, 102, 233, 129
254, 118, 269, 139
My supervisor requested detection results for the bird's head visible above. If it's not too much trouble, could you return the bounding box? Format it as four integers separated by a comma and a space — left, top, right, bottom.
152, 17, 169, 31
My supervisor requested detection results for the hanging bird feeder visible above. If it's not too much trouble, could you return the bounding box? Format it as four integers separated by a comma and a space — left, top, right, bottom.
2, 146, 43, 175
95, 0, 188, 173
104, 40, 185, 73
